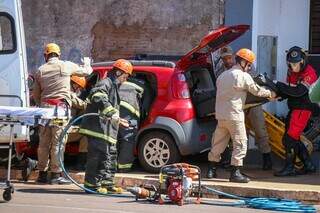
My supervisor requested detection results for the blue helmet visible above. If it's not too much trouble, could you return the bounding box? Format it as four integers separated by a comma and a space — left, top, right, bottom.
286, 46, 307, 70
286, 46, 306, 63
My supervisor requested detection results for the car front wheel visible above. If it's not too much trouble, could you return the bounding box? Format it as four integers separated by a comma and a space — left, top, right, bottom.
138, 131, 181, 173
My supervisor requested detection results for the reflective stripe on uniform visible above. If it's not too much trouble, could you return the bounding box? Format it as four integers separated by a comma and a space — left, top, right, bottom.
118, 163, 133, 169
120, 101, 140, 118
123, 81, 144, 93
91, 92, 108, 100
79, 128, 117, 144
102, 105, 118, 115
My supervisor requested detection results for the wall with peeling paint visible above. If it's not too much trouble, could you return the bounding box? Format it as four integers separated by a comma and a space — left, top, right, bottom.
22, 0, 224, 72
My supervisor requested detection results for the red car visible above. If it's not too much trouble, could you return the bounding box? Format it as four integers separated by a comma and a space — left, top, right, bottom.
17, 25, 249, 172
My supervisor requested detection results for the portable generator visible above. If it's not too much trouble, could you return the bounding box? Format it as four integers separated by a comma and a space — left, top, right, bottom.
128, 163, 201, 206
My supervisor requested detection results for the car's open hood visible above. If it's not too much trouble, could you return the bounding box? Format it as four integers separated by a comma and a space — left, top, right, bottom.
176, 25, 249, 69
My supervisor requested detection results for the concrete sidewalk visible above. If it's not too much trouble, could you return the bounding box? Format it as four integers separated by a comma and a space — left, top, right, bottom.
1, 167, 319, 204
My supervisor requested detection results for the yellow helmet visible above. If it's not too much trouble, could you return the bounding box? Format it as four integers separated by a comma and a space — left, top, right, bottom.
44, 43, 61, 56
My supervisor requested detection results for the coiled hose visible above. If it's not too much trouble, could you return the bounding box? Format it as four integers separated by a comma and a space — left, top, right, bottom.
58, 113, 317, 212
202, 186, 317, 212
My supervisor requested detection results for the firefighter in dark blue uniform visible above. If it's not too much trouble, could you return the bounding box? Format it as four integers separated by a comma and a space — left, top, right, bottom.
80, 59, 132, 194
117, 79, 144, 172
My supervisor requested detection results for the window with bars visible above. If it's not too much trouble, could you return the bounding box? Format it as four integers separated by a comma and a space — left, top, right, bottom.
310, 0, 320, 54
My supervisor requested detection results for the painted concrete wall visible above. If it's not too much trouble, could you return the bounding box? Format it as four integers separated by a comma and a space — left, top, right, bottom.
224, 0, 253, 51
21, 0, 223, 73
252, 0, 310, 115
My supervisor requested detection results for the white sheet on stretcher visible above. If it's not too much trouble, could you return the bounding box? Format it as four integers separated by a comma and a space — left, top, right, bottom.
0, 106, 69, 126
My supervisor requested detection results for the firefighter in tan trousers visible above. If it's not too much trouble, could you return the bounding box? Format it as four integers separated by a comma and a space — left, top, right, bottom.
207, 48, 276, 183
215, 46, 273, 171
33, 43, 92, 184
69, 75, 89, 171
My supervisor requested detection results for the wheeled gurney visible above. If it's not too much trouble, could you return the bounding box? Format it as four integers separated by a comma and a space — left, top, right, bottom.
0, 100, 69, 201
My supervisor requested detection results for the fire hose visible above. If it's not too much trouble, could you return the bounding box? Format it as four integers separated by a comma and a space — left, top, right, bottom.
57, 113, 134, 197
57, 113, 317, 212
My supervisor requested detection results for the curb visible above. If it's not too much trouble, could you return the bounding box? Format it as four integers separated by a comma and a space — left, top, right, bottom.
1, 168, 319, 204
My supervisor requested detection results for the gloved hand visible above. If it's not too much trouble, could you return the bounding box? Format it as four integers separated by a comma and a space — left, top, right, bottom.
254, 73, 279, 93
82, 57, 91, 66
81, 57, 93, 75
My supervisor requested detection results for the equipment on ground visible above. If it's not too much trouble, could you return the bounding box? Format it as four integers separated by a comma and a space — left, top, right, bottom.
57, 113, 316, 212
128, 163, 201, 206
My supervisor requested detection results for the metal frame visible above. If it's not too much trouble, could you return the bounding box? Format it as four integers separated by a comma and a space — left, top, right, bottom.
0, 95, 22, 201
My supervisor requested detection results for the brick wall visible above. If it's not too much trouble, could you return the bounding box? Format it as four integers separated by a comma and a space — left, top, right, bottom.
22, 0, 224, 71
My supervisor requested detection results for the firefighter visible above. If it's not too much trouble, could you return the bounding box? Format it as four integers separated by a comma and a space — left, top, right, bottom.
214, 46, 273, 170
207, 49, 276, 183
70, 75, 88, 113
79, 59, 131, 194
214, 46, 235, 78
33, 43, 92, 184
274, 46, 317, 176
22, 75, 88, 180
117, 79, 144, 173
70, 75, 89, 171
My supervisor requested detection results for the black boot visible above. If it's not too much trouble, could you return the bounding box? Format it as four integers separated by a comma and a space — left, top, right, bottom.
297, 142, 316, 174
50, 172, 71, 185
75, 153, 87, 171
262, 153, 273, 171
229, 166, 250, 183
36, 171, 48, 184
207, 162, 218, 179
22, 158, 38, 181
274, 151, 296, 177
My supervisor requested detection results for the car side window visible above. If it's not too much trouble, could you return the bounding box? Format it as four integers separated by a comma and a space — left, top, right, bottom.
0, 12, 16, 54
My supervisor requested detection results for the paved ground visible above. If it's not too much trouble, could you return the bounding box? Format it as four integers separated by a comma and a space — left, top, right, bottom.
0, 183, 279, 213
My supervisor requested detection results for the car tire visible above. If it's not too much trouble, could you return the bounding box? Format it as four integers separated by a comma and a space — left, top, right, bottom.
138, 131, 181, 173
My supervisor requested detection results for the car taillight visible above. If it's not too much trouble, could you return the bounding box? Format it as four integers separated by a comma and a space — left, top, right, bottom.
171, 72, 190, 99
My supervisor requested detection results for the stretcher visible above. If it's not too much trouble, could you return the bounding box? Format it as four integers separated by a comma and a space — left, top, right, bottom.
246, 110, 313, 169
0, 101, 69, 201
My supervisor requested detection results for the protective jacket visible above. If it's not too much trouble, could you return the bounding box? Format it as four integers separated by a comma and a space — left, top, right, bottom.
117, 80, 144, 170
33, 57, 92, 107
119, 81, 144, 125
80, 77, 120, 145
276, 64, 318, 110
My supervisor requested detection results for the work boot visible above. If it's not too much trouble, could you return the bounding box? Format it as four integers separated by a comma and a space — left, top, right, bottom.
229, 166, 250, 183
297, 143, 316, 174
262, 153, 273, 171
106, 185, 123, 194
50, 172, 72, 185
207, 162, 218, 179
274, 152, 296, 177
96, 187, 109, 194
36, 171, 48, 184
75, 153, 87, 171
22, 158, 38, 181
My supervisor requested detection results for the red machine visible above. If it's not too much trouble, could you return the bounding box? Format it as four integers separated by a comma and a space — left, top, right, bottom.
128, 163, 201, 206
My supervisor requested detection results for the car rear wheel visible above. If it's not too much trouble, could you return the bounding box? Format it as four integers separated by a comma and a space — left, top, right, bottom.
138, 131, 181, 173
